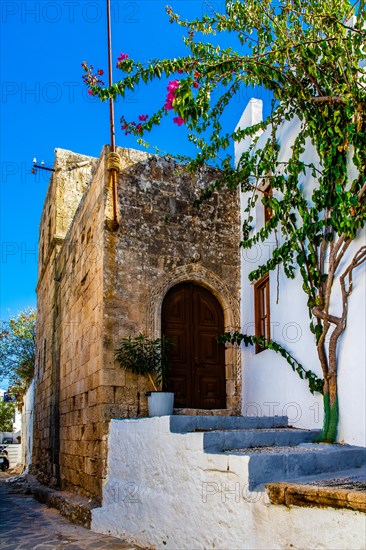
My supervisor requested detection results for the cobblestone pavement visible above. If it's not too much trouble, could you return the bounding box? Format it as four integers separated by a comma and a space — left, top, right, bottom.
0, 474, 145, 549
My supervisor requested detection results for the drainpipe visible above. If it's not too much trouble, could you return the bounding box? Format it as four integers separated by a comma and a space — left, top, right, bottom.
107, 153, 121, 231
106, 0, 120, 231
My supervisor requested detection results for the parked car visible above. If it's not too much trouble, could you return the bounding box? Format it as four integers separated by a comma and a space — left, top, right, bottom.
2, 437, 13, 445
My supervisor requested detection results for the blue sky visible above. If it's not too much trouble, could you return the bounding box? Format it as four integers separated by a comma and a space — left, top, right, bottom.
0, 1, 270, 323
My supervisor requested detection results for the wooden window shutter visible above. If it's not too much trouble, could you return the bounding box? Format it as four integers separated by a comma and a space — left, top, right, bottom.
254, 274, 270, 353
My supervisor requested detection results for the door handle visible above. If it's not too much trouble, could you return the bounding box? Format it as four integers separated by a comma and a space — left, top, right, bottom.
195, 362, 205, 369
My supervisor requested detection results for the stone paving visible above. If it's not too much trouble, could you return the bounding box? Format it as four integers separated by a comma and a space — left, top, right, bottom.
0, 473, 145, 550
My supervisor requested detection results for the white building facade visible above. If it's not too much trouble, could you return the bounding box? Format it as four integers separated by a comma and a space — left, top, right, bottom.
236, 99, 366, 446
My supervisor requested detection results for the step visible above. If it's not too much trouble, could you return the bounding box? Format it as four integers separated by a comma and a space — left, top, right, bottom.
265, 466, 366, 512
225, 443, 366, 490
174, 408, 235, 416
281, 464, 366, 486
169, 415, 288, 433
202, 428, 320, 452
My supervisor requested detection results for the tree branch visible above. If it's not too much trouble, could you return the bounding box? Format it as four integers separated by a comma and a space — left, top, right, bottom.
340, 246, 366, 300
309, 96, 346, 103
312, 307, 341, 326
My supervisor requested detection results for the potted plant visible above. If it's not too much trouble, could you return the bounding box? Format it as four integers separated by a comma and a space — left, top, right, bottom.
115, 333, 174, 416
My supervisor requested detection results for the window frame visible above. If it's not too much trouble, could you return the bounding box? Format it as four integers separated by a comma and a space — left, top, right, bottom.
254, 273, 270, 353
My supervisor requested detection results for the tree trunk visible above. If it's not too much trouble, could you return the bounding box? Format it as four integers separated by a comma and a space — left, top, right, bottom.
321, 375, 338, 443
316, 336, 338, 443
322, 329, 340, 442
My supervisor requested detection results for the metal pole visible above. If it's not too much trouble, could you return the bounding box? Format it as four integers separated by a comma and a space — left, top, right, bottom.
106, 0, 119, 229
107, 0, 115, 152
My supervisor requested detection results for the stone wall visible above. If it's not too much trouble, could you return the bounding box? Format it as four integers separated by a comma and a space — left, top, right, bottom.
33, 145, 241, 500
54, 154, 107, 497
33, 149, 100, 490
103, 147, 242, 418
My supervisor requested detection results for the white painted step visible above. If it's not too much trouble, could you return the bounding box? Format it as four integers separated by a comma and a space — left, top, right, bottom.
224, 443, 366, 489
170, 414, 289, 433
202, 428, 320, 452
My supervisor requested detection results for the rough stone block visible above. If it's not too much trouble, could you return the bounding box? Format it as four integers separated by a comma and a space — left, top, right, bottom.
97, 386, 115, 404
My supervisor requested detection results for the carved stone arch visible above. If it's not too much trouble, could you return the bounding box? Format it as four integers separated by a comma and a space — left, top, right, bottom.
146, 264, 241, 413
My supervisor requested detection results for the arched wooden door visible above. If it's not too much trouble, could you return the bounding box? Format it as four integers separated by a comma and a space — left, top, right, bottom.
162, 282, 226, 409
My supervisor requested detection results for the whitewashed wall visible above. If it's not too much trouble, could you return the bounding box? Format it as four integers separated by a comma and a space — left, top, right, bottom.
13, 408, 22, 433
21, 379, 34, 469
236, 99, 366, 446
92, 418, 365, 550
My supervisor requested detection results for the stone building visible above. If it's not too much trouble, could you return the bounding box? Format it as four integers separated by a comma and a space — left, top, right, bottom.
32, 146, 241, 500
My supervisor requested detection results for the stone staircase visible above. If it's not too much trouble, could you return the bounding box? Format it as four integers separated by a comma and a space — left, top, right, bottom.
92, 415, 366, 549
170, 415, 365, 490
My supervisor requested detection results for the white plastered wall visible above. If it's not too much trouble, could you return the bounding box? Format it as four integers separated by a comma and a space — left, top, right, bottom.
92, 418, 366, 549
22, 379, 35, 469
236, 99, 366, 445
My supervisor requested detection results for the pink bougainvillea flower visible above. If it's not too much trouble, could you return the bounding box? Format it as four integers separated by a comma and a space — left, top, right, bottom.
81, 61, 104, 87
164, 95, 175, 110
138, 114, 149, 121
193, 81, 199, 89
88, 89, 93, 96
177, 69, 184, 74
173, 116, 184, 126
164, 80, 181, 110
117, 52, 129, 62
167, 80, 180, 92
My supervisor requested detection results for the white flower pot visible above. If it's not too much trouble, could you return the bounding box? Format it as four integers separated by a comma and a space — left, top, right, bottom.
147, 392, 174, 416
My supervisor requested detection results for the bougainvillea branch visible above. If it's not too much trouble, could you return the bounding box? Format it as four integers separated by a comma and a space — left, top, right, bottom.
219, 331, 324, 395
83, 0, 366, 442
